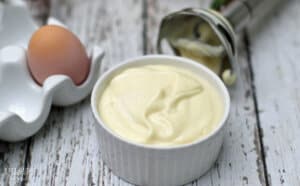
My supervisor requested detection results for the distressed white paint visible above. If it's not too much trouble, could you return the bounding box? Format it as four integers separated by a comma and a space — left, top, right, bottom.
249, 0, 300, 185
0, 142, 27, 185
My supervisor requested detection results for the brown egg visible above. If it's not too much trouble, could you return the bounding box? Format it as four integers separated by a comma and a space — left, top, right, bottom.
27, 25, 90, 85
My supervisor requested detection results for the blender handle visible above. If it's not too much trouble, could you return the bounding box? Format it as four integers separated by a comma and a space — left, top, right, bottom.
222, 0, 283, 32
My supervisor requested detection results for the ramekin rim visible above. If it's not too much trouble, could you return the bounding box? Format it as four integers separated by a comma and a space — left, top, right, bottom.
91, 54, 230, 150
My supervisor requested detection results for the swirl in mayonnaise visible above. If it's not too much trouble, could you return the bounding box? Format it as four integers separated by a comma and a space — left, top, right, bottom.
98, 65, 224, 146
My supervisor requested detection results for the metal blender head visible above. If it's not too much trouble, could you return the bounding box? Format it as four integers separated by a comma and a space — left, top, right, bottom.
157, 8, 237, 85
157, 0, 283, 85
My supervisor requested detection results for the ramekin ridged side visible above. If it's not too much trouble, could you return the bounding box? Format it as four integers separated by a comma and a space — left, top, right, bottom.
91, 55, 230, 186
95, 122, 225, 186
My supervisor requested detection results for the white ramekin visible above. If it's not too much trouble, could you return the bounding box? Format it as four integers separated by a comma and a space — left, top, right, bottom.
91, 55, 230, 186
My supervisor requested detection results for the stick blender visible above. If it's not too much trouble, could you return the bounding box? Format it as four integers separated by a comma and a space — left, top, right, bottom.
157, 0, 283, 85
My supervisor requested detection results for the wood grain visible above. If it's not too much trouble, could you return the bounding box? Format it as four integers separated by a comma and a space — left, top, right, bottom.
0, 142, 27, 185
249, 0, 300, 185
25, 0, 50, 25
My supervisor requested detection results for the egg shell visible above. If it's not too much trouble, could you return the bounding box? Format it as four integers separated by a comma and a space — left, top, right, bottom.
27, 25, 90, 85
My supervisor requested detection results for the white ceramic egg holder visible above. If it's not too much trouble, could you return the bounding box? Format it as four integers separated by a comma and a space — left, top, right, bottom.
0, 4, 104, 141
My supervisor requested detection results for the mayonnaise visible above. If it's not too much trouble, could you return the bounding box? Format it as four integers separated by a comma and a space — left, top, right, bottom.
98, 65, 224, 146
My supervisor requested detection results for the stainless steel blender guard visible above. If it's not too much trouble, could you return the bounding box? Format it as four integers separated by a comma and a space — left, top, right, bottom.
157, 8, 237, 83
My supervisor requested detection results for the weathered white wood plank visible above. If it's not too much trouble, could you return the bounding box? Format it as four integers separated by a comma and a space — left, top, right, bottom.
249, 0, 300, 185
146, 1, 265, 185
25, 0, 50, 25
0, 142, 27, 185
23, 0, 143, 185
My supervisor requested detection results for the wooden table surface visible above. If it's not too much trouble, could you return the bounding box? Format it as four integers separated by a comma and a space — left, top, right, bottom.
0, 0, 300, 185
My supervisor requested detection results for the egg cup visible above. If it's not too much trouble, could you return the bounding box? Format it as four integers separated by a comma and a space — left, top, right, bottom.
91, 55, 230, 186
0, 4, 104, 141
